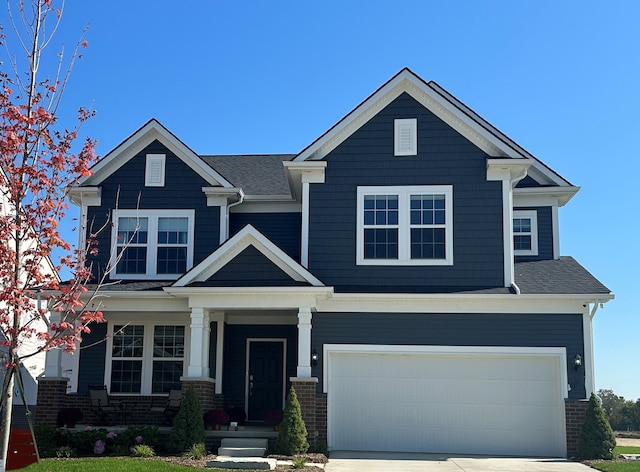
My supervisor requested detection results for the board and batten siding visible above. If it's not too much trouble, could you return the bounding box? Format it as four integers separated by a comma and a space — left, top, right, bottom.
85, 141, 220, 280
311, 312, 585, 399
308, 93, 504, 292
230, 213, 302, 262
515, 206, 554, 262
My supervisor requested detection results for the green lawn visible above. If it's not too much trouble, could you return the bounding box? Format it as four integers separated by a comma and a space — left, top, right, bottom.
589, 446, 640, 472
22, 457, 223, 472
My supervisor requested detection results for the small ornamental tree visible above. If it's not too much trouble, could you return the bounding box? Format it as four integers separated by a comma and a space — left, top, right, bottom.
0, 0, 103, 465
275, 386, 309, 455
578, 393, 616, 460
169, 387, 205, 453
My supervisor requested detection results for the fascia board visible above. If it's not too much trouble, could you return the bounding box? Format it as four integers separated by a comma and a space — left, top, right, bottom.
173, 224, 324, 287
316, 292, 613, 314
79, 119, 233, 188
514, 186, 580, 207
295, 69, 529, 162
283, 161, 327, 200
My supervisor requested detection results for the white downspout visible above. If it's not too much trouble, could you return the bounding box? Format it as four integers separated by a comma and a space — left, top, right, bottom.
223, 190, 245, 242
583, 300, 601, 398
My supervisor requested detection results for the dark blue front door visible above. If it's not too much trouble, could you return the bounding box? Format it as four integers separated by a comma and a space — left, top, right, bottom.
248, 341, 284, 421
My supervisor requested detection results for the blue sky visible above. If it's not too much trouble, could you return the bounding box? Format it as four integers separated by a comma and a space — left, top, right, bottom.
2, 1, 638, 399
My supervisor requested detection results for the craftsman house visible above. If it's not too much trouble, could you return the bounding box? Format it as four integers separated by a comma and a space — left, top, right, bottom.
38, 68, 611, 457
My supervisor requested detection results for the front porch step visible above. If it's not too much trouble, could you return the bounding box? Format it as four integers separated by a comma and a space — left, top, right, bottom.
218, 438, 268, 457
207, 456, 276, 470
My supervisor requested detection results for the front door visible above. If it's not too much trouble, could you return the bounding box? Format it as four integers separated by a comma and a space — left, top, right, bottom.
247, 340, 285, 421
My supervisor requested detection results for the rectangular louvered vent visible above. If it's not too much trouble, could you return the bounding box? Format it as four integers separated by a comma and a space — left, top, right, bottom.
394, 118, 417, 156
145, 154, 166, 187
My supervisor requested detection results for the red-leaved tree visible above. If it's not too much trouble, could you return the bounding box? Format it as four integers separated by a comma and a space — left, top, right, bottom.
0, 0, 104, 464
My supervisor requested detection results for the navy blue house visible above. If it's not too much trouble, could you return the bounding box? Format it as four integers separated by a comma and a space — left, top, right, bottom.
42, 69, 611, 457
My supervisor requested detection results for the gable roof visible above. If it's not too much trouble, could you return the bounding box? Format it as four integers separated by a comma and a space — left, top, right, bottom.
79, 119, 233, 188
293, 68, 573, 190
173, 224, 324, 287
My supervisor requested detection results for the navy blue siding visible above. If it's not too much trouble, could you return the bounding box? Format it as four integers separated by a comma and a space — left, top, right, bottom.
86, 141, 220, 280
229, 213, 301, 262
311, 312, 585, 399
308, 93, 504, 292
206, 246, 300, 285
208, 321, 218, 379
77, 322, 107, 395
515, 206, 554, 261
222, 324, 297, 406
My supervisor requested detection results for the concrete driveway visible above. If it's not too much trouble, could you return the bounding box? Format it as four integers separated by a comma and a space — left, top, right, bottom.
325, 451, 595, 471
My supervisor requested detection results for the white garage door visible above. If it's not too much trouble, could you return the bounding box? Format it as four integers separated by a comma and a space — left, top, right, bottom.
327, 347, 567, 457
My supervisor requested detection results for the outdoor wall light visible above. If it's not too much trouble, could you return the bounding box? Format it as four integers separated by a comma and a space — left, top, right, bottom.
574, 354, 582, 370
311, 349, 319, 367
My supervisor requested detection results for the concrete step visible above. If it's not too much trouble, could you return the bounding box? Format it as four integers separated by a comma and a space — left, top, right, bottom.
217, 446, 266, 457
207, 456, 276, 470
220, 438, 268, 449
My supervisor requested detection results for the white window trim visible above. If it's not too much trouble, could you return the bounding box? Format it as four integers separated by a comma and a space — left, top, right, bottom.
110, 209, 195, 280
513, 209, 538, 256
104, 321, 188, 395
356, 185, 453, 266
145, 154, 166, 187
394, 118, 417, 156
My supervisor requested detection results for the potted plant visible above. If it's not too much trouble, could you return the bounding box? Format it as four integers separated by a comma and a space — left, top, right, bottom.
203, 409, 230, 430
265, 409, 283, 431
57, 407, 84, 428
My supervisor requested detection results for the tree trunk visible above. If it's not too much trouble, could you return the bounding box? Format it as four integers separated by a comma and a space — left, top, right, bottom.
0, 367, 15, 467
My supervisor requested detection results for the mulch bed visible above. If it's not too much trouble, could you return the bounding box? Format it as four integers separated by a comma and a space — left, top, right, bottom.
154, 452, 328, 470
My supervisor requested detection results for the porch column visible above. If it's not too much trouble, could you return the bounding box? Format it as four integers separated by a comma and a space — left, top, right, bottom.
296, 307, 313, 378
187, 307, 210, 378
43, 311, 63, 378
211, 311, 225, 394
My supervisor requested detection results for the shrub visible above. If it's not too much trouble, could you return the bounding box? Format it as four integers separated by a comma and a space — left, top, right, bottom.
169, 387, 205, 453
117, 425, 159, 449
132, 444, 155, 457
203, 409, 229, 427
578, 393, 616, 460
265, 409, 283, 426
292, 457, 307, 469
275, 386, 309, 455
183, 442, 207, 460
56, 407, 84, 427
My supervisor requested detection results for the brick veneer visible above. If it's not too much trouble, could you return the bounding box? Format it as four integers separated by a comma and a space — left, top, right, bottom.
180, 378, 216, 411
315, 395, 327, 447
35, 378, 69, 426
565, 399, 589, 458
290, 377, 318, 450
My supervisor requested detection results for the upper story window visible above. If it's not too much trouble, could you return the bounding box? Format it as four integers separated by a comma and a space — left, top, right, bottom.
145, 154, 166, 187
394, 118, 417, 156
357, 185, 453, 265
111, 209, 195, 279
513, 210, 538, 256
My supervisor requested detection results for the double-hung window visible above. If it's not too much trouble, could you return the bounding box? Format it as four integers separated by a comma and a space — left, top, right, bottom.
357, 185, 453, 265
111, 209, 195, 279
108, 323, 186, 394
513, 210, 538, 256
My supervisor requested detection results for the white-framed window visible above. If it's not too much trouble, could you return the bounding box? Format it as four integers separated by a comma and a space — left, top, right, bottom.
356, 185, 453, 265
107, 323, 186, 395
394, 118, 417, 156
145, 154, 166, 187
111, 209, 195, 279
513, 210, 538, 256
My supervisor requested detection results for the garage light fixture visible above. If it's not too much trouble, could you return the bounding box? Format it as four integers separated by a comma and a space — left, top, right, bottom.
311, 349, 319, 367
574, 354, 582, 370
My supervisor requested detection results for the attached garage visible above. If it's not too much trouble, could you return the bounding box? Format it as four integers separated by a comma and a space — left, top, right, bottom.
325, 345, 568, 457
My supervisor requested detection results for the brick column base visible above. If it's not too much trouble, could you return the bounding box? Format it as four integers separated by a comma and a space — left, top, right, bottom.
181, 378, 216, 411
35, 378, 69, 426
316, 395, 327, 448
290, 377, 318, 450
565, 399, 589, 458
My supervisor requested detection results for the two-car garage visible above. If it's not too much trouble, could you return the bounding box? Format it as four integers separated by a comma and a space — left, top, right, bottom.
325, 345, 568, 457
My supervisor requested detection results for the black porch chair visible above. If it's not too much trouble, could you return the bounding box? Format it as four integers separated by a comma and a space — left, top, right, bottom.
150, 389, 182, 425
88, 385, 120, 425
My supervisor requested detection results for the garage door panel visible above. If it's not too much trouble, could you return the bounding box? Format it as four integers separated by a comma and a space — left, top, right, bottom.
328, 350, 566, 457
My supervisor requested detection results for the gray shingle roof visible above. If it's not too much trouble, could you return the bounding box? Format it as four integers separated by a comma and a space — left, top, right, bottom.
200, 154, 295, 196
515, 256, 611, 295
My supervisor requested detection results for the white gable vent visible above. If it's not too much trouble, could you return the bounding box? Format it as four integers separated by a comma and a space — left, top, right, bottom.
394, 118, 417, 156
145, 154, 166, 187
